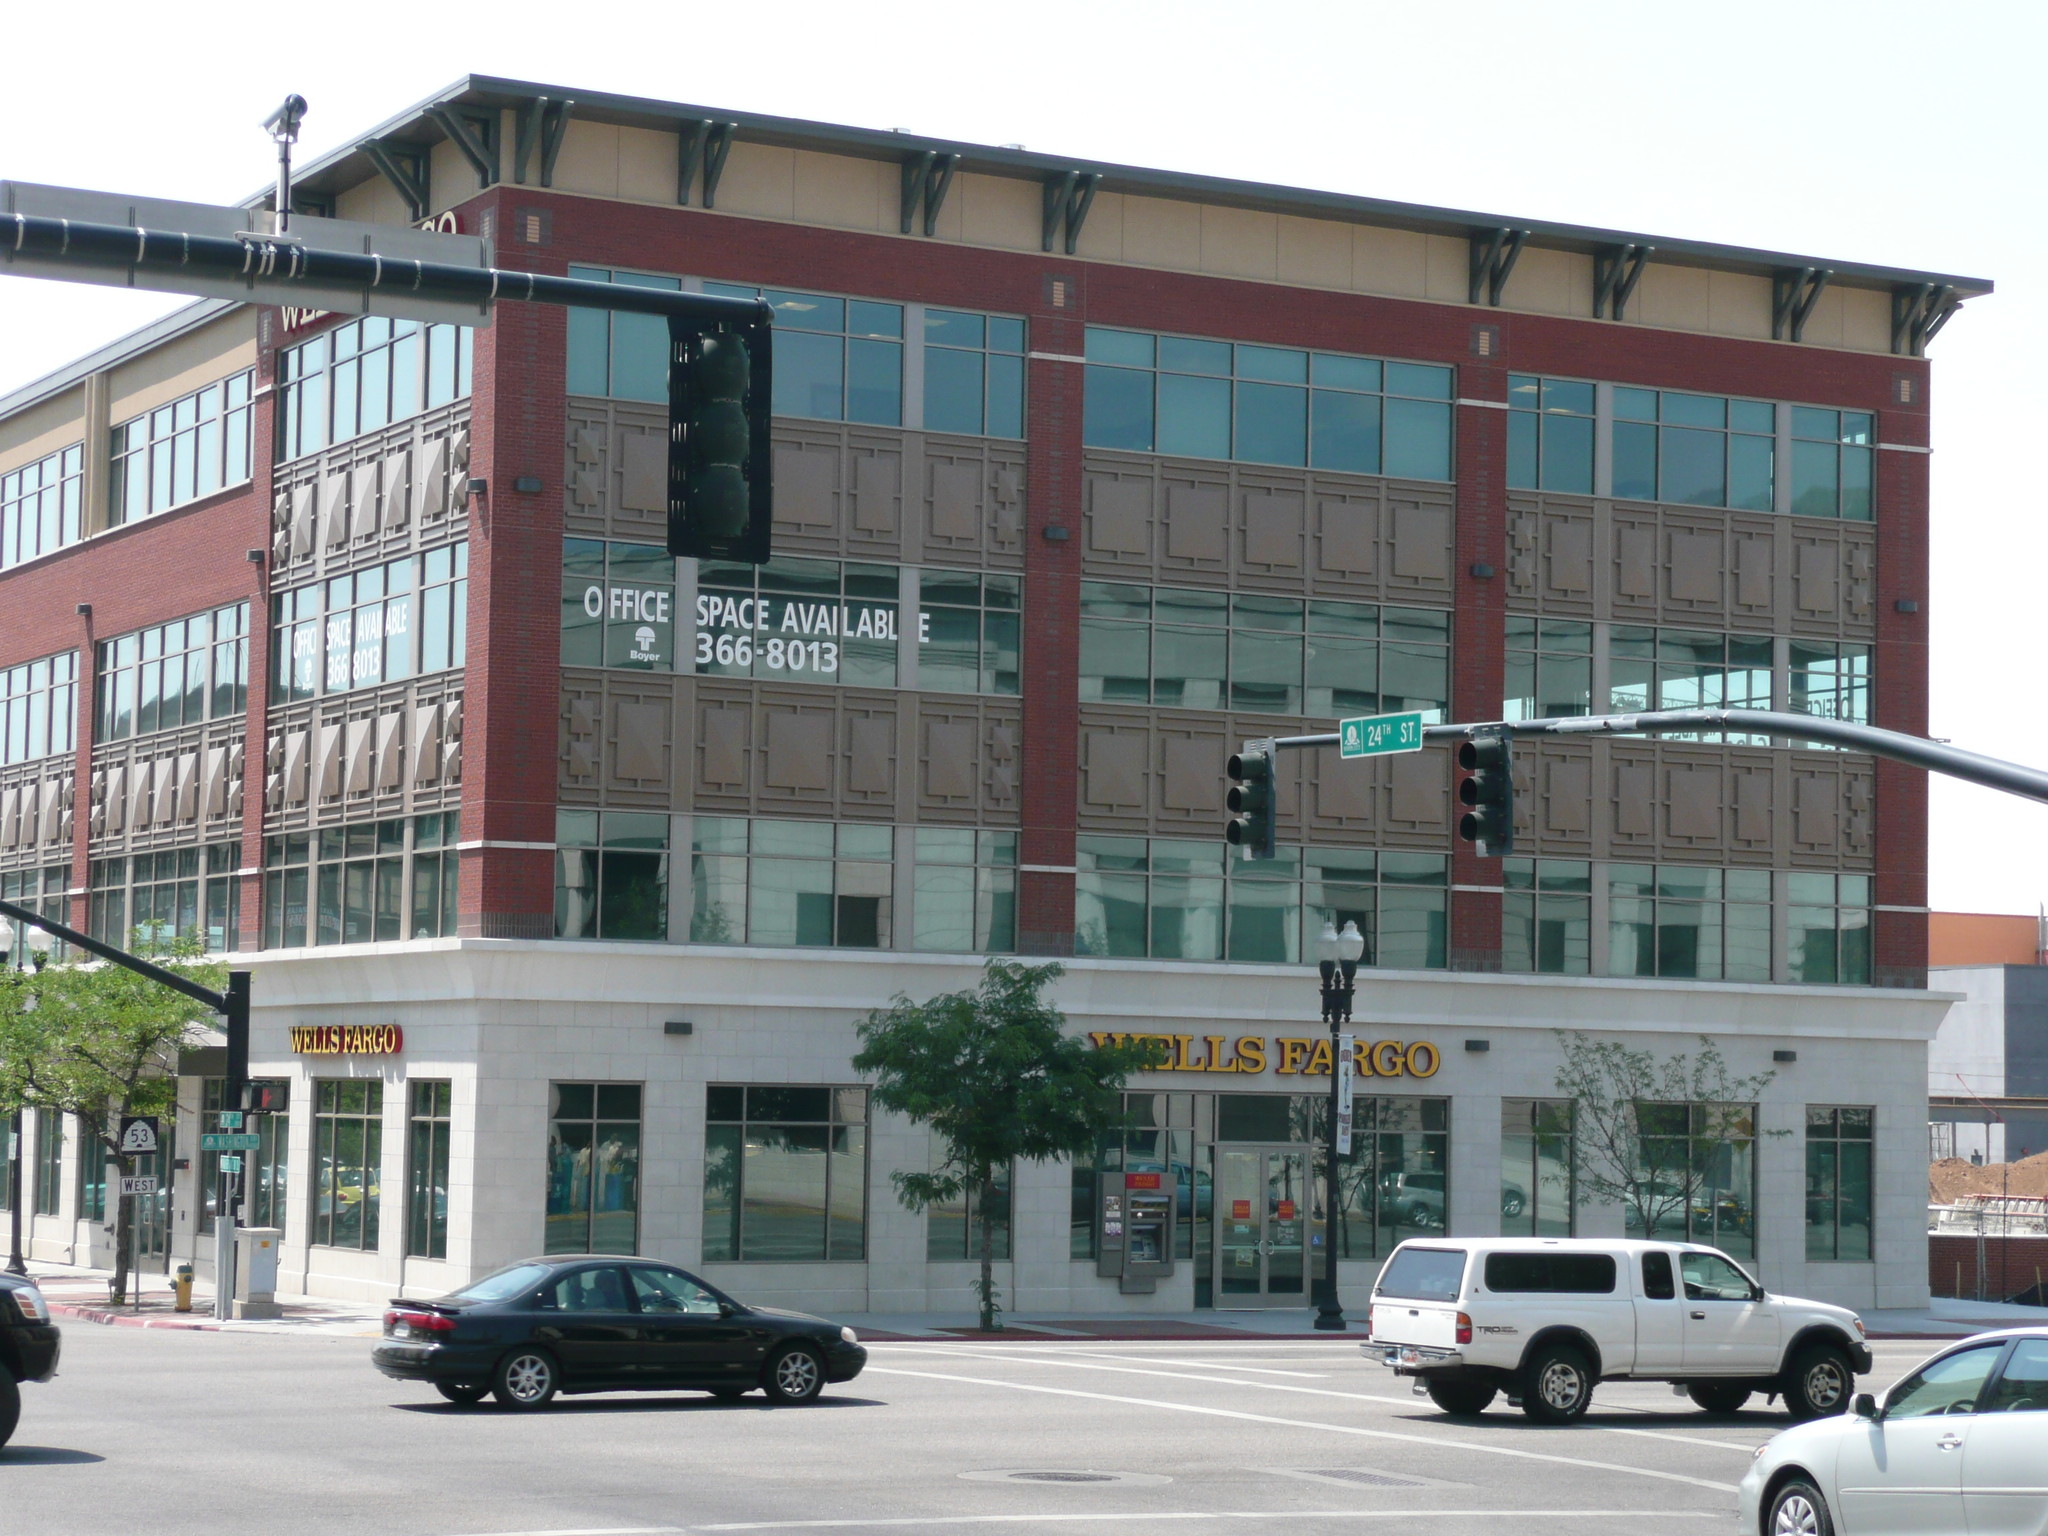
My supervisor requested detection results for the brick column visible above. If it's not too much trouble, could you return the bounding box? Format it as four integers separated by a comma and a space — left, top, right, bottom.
462, 190, 569, 939
1448, 339, 1510, 971
238, 325, 281, 950
1015, 276, 1086, 956
1872, 364, 1931, 989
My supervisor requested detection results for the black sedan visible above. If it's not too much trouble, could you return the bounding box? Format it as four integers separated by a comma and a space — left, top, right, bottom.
1, 1272, 61, 1448
371, 1256, 867, 1410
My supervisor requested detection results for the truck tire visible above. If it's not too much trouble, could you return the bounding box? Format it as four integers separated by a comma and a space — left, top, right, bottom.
0, 1373, 19, 1448
1687, 1382, 1752, 1415
1425, 1379, 1497, 1416
1520, 1342, 1594, 1424
1782, 1344, 1852, 1421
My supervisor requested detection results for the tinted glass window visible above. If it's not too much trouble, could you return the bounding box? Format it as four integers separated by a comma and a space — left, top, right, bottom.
1376, 1246, 1466, 1302
1985, 1338, 2048, 1413
447, 1262, 552, 1303
1485, 1252, 1616, 1293
550, 1266, 630, 1312
1887, 1345, 2004, 1419
629, 1267, 724, 1316
1641, 1251, 1676, 1300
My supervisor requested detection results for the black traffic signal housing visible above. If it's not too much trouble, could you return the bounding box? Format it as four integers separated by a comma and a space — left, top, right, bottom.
1226, 746, 1277, 860
667, 308, 774, 563
1457, 733, 1515, 857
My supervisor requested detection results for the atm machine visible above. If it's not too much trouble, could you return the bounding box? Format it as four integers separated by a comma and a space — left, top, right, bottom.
1096, 1169, 1177, 1294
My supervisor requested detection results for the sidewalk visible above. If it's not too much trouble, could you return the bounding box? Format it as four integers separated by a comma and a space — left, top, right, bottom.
25, 1257, 2048, 1344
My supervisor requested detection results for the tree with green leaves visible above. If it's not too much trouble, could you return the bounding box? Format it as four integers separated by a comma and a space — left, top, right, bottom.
1552, 1031, 1783, 1243
852, 959, 1160, 1331
2, 936, 225, 1302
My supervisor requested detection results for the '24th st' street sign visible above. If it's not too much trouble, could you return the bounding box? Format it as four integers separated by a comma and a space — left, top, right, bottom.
1338, 711, 1424, 759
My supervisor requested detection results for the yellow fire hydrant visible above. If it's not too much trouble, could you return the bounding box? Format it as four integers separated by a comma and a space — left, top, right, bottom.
173, 1264, 195, 1313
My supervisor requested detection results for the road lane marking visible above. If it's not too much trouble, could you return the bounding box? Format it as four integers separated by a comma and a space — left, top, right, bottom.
913, 1347, 1758, 1453
865, 1367, 1740, 1494
692, 1514, 1721, 1531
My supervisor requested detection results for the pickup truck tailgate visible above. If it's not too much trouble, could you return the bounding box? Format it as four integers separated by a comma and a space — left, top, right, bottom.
1371, 1301, 1460, 1348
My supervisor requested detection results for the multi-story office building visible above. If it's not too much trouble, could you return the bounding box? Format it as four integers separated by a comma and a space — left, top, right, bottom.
0, 76, 1979, 1312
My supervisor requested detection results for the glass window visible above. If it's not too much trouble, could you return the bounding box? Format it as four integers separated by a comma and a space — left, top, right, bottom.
1503, 617, 1592, 721
1679, 1249, 1758, 1301
92, 842, 240, 954
201, 1077, 289, 1233
1500, 1099, 1574, 1237
111, 372, 253, 522
1886, 1346, 2003, 1419
556, 812, 668, 942
1082, 328, 1453, 479
629, 1266, 725, 1315
32, 1109, 62, 1215
1607, 864, 1772, 984
562, 267, 683, 404
1983, 1338, 2048, 1413
97, 603, 248, 742
1631, 1102, 1757, 1260
1506, 375, 1595, 494
925, 309, 1027, 438
1611, 389, 1774, 510
262, 819, 455, 951
1789, 640, 1871, 729
1805, 1106, 1873, 1261
926, 1157, 1013, 1261
310, 1079, 383, 1250
911, 828, 1017, 954
545, 1082, 642, 1254
919, 569, 1022, 696
271, 543, 465, 703
694, 556, 898, 691
1788, 873, 1872, 986
1, 443, 84, 570
279, 321, 466, 461
407, 1080, 453, 1260
0, 650, 78, 767
562, 540, 676, 671
703, 1085, 867, 1261
1501, 859, 1591, 975
698, 280, 903, 426
1791, 408, 1875, 521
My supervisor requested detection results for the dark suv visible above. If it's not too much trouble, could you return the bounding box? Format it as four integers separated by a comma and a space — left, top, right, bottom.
1, 1273, 61, 1448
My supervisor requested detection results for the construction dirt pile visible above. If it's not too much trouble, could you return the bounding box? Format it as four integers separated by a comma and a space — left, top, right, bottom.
1930, 1151, 2048, 1204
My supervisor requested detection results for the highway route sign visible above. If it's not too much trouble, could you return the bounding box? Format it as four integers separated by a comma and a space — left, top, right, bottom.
118, 1116, 160, 1154
1338, 711, 1424, 759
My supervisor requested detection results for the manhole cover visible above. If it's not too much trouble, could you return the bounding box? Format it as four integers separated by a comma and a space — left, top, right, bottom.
958, 1469, 1172, 1487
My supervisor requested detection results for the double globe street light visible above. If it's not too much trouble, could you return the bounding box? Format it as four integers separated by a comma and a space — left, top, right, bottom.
1312, 917, 1364, 1331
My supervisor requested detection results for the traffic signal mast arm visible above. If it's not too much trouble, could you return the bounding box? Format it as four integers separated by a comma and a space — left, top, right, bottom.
1253, 706, 2048, 806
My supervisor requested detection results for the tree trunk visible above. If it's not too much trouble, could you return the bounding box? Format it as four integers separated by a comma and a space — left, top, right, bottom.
977, 1173, 998, 1333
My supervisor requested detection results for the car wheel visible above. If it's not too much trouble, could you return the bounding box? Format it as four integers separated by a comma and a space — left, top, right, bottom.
1766, 1476, 1835, 1536
1425, 1379, 1497, 1416
491, 1349, 560, 1411
1686, 1382, 1752, 1415
1782, 1345, 1852, 1421
434, 1381, 490, 1406
0, 1373, 19, 1449
1501, 1192, 1526, 1218
1519, 1342, 1594, 1424
762, 1344, 825, 1405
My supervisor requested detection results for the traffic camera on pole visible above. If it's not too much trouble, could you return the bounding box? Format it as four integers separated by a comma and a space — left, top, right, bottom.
1457, 733, 1515, 857
1226, 746, 1277, 860
667, 313, 774, 563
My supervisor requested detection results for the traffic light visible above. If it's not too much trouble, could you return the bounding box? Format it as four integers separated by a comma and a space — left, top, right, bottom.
1457, 733, 1515, 857
667, 311, 774, 563
1226, 746, 1277, 860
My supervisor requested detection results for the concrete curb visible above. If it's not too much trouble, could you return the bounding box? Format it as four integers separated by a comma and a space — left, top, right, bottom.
51, 1302, 220, 1331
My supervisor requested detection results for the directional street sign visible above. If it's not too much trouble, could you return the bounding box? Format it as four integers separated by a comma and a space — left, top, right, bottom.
201, 1133, 261, 1152
217, 1156, 243, 1173
119, 1176, 160, 1196
1338, 711, 1425, 759
119, 1116, 160, 1155
217, 1110, 244, 1130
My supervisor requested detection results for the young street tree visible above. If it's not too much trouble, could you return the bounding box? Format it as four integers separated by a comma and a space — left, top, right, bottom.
9, 936, 225, 1302
1552, 1031, 1781, 1241
853, 959, 1160, 1331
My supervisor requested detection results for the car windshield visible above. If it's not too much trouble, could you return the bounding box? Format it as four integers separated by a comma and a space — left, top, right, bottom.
1375, 1246, 1466, 1302
446, 1262, 554, 1303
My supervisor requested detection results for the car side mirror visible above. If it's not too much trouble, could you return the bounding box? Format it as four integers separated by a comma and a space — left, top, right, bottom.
1751, 1284, 1766, 1303
718, 1300, 737, 1319
1852, 1393, 1879, 1420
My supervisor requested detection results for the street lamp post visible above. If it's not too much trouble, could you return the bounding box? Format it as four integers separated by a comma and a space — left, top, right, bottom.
2, 915, 29, 1275
1313, 918, 1364, 1331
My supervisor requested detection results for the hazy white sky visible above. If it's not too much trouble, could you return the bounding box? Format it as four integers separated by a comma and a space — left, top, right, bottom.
3, 0, 2040, 913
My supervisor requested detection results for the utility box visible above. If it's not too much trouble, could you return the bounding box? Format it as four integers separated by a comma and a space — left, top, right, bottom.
234, 1225, 284, 1320
1095, 1171, 1177, 1294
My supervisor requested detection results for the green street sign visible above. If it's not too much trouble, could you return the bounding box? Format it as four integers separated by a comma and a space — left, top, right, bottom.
217, 1155, 243, 1173
1338, 711, 1425, 759
201, 1133, 260, 1152
217, 1110, 244, 1130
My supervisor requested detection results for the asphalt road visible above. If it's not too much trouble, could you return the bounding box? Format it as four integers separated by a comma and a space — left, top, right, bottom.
1, 1327, 1940, 1536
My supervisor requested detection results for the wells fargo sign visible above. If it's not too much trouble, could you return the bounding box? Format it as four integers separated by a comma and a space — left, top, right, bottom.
290, 1024, 404, 1056
1088, 1032, 1439, 1079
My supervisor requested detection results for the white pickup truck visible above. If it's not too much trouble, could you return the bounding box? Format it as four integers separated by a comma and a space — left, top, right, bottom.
1363, 1236, 1872, 1423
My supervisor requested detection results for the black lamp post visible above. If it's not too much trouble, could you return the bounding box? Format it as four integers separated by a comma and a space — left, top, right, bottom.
2, 914, 29, 1276
1313, 917, 1364, 1331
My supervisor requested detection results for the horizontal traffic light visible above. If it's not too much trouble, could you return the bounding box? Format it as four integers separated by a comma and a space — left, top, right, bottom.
1226, 747, 1277, 860
668, 312, 774, 563
1457, 734, 1514, 857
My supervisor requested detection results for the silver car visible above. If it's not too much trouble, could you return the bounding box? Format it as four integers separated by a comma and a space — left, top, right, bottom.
1740, 1327, 2048, 1535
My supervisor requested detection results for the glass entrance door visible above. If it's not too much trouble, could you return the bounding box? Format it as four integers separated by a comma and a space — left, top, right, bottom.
1214, 1147, 1316, 1306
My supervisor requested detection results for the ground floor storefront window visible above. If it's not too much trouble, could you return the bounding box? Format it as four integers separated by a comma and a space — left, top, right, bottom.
1805, 1105, 1873, 1261
1629, 1101, 1757, 1261
1500, 1098, 1574, 1236
311, 1080, 382, 1249
408, 1080, 452, 1259
702, 1086, 867, 1262
546, 1082, 642, 1253
203, 1078, 290, 1233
